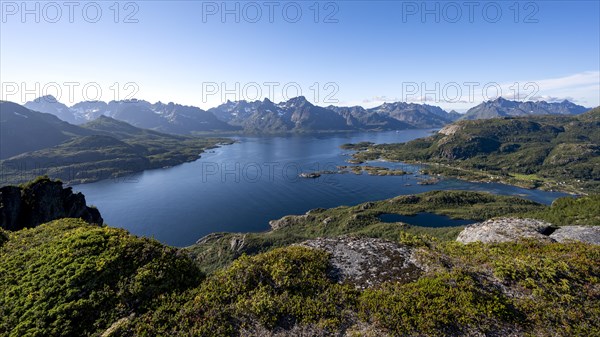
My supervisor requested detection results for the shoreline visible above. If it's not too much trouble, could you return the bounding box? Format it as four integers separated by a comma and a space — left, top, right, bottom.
0, 139, 236, 187
383, 159, 586, 196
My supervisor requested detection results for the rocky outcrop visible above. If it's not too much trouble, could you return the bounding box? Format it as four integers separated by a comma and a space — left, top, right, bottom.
298, 237, 422, 289
269, 214, 309, 230
229, 234, 247, 252
456, 218, 556, 244
438, 123, 463, 136
457, 218, 600, 245
195, 232, 226, 244
550, 226, 600, 245
0, 177, 103, 230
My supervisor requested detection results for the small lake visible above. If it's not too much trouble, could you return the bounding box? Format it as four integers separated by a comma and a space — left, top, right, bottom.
378, 213, 478, 227
75, 130, 568, 247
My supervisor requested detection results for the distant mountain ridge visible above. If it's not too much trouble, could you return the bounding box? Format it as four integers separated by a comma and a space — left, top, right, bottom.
208, 96, 353, 133
365, 101, 457, 128
461, 97, 588, 120
0, 101, 229, 184
0, 101, 92, 159
24, 95, 589, 134
25, 95, 461, 133
29, 97, 236, 134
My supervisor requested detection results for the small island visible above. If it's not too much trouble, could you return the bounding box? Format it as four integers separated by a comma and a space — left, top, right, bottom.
298, 172, 322, 179
416, 177, 440, 185
338, 165, 408, 176
300, 165, 408, 178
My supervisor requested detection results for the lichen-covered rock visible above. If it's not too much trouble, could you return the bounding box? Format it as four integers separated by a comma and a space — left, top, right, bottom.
358, 202, 376, 210
195, 232, 226, 244
438, 123, 463, 136
269, 214, 309, 230
229, 234, 247, 252
238, 321, 390, 337
550, 226, 600, 245
456, 218, 555, 244
0, 177, 103, 230
298, 237, 422, 289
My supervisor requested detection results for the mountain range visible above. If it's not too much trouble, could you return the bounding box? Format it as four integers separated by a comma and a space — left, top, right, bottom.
21, 95, 591, 135
25, 95, 588, 134
25, 96, 235, 134
27, 95, 463, 133
0, 101, 229, 184
461, 97, 589, 120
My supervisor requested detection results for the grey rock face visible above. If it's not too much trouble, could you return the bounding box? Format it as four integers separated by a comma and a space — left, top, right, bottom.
229, 234, 247, 252
550, 226, 600, 245
456, 218, 556, 244
457, 217, 600, 245
269, 214, 309, 230
298, 237, 422, 289
195, 232, 226, 244
0, 178, 103, 230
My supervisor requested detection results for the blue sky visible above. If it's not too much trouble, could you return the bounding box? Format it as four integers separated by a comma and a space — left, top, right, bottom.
1, 0, 599, 111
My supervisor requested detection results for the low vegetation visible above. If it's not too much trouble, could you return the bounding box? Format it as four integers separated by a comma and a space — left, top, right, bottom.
2, 209, 599, 336
0, 219, 202, 337
112, 246, 358, 336
523, 194, 600, 226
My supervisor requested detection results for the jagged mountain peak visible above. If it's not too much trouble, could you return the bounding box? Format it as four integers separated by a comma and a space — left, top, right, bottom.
21, 94, 474, 133
282, 95, 311, 107
24, 95, 79, 124
32, 95, 60, 103
462, 99, 588, 120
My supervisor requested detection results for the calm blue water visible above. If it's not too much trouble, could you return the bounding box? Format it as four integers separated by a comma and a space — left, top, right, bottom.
379, 213, 477, 227
75, 130, 567, 247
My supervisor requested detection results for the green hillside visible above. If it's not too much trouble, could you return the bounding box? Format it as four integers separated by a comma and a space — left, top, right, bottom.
0, 219, 202, 337
0, 103, 231, 185
1, 195, 599, 336
347, 107, 600, 194
0, 101, 91, 159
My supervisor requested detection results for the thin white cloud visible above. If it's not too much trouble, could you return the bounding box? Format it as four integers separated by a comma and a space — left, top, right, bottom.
350, 70, 600, 110
527, 71, 600, 91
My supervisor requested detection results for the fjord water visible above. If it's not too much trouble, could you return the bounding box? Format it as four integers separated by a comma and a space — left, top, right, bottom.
75, 130, 567, 247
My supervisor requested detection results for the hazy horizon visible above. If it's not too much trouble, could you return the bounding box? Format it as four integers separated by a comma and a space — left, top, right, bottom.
13, 91, 596, 115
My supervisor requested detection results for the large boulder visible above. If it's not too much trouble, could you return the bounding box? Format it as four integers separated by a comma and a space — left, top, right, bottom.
457, 217, 600, 245
550, 226, 600, 245
297, 236, 422, 289
0, 177, 103, 230
456, 218, 555, 244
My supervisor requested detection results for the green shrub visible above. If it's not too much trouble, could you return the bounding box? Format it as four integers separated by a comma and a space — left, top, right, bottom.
0, 218, 203, 337
117, 246, 358, 336
359, 270, 514, 335
523, 194, 600, 226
